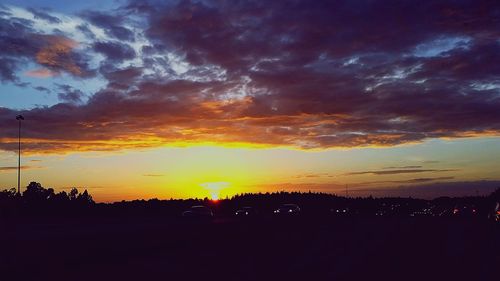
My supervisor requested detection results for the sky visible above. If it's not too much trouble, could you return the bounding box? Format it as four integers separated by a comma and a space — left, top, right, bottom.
1, 0, 500, 202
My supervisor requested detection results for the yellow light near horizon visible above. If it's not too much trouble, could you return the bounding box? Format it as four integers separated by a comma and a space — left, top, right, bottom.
200, 181, 230, 200
152, 147, 258, 199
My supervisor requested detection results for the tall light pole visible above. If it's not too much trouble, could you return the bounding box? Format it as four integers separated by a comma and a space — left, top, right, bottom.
16, 115, 24, 195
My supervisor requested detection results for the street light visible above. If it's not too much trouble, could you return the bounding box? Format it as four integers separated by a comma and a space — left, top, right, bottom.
16, 115, 24, 195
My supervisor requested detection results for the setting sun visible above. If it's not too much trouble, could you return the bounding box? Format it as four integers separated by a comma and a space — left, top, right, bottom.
1, 0, 500, 202
1, 1, 499, 280
200, 181, 230, 200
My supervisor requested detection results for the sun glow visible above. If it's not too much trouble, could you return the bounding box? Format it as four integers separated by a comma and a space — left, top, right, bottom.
200, 181, 230, 200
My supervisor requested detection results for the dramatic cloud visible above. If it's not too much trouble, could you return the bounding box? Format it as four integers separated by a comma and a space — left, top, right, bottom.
35, 35, 86, 76
1, 0, 500, 153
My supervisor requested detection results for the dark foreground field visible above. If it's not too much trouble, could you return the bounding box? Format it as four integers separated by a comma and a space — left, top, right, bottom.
1, 216, 499, 281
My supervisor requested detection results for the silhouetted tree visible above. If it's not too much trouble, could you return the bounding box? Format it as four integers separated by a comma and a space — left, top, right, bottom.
489, 187, 500, 201
69, 188, 79, 201
77, 190, 94, 205
23, 182, 53, 203
0, 188, 17, 199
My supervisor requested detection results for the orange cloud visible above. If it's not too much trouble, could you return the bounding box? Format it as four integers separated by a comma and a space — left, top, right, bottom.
35, 35, 82, 76
25, 68, 57, 78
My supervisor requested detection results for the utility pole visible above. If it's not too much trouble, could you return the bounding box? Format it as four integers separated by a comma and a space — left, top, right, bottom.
16, 115, 24, 195
345, 184, 348, 198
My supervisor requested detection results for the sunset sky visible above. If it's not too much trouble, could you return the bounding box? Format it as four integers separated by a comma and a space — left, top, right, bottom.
1, 0, 500, 202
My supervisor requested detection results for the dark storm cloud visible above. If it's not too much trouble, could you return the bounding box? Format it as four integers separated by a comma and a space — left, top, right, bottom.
1, 0, 500, 153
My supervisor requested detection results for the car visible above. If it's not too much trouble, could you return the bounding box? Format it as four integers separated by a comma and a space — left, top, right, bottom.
331, 207, 350, 216
274, 204, 301, 215
182, 205, 214, 218
451, 204, 479, 218
488, 202, 500, 222
235, 206, 257, 217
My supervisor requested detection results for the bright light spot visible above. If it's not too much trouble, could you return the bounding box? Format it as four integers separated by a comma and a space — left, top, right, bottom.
200, 181, 230, 200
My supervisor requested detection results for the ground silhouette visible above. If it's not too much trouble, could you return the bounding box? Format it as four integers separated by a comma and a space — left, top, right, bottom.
0, 182, 499, 281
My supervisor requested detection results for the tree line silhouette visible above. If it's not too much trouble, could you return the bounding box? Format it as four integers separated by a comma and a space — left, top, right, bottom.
1, 181, 499, 220
0, 181, 94, 217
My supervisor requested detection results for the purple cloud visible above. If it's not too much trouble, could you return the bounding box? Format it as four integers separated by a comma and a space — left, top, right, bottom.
0, 0, 499, 153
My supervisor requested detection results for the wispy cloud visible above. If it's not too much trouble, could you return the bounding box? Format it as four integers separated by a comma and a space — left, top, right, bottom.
422, 160, 440, 164
0, 165, 43, 172
143, 174, 164, 177
343, 169, 458, 176
382, 165, 422, 169
348, 180, 500, 199
25, 68, 57, 78
293, 173, 330, 179
357, 176, 455, 185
